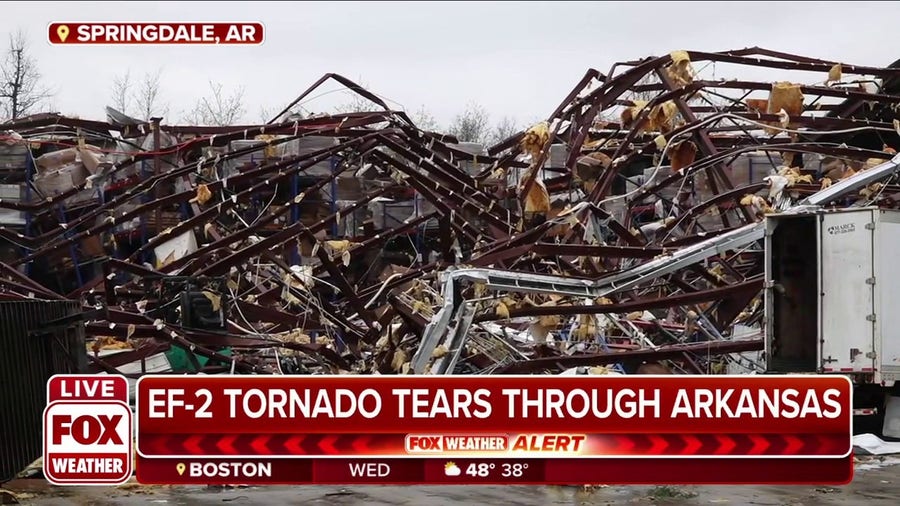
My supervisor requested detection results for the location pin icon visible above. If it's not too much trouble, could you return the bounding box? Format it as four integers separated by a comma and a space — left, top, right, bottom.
57, 25, 69, 42
176, 463, 186, 476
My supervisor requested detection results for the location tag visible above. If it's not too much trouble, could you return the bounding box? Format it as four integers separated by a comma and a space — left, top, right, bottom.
176, 463, 186, 476
57, 25, 70, 42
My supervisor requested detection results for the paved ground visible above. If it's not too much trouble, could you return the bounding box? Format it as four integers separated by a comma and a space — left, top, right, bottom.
4, 456, 899, 505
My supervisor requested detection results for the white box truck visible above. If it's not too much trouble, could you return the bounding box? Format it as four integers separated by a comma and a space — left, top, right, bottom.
764, 206, 900, 437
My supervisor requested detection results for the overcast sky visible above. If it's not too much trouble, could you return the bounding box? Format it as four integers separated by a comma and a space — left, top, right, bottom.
2, 1, 899, 128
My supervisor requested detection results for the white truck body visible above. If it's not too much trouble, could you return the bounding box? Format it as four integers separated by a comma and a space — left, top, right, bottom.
764, 207, 900, 387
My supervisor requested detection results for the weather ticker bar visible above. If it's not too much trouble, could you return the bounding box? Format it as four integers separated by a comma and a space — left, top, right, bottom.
136, 456, 852, 485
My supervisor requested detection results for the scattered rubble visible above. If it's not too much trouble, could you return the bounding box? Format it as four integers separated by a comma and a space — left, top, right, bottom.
1, 49, 899, 379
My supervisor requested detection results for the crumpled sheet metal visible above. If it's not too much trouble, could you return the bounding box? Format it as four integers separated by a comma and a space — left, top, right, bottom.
0, 47, 899, 376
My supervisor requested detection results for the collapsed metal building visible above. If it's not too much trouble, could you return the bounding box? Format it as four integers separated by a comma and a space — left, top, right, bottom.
2, 47, 900, 381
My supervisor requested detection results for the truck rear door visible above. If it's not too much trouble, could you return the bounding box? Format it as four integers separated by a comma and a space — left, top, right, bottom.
876, 210, 900, 386
819, 209, 876, 373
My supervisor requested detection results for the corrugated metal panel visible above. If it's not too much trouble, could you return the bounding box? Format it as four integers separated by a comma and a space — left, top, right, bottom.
546, 143, 567, 169
455, 142, 485, 175
0, 141, 29, 170
876, 211, 900, 387
226, 140, 267, 169
0, 183, 25, 226
292, 137, 339, 176
0, 300, 86, 482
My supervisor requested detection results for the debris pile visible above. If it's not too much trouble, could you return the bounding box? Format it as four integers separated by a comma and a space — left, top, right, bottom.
1, 50, 899, 377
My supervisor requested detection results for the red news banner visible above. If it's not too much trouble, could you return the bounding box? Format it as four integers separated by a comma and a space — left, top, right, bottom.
135, 376, 854, 485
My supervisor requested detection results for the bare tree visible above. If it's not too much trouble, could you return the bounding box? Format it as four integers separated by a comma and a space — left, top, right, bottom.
489, 116, 519, 144
135, 69, 168, 120
449, 101, 491, 144
110, 70, 132, 114
410, 105, 439, 131
1, 30, 52, 121
110, 68, 170, 120
258, 105, 277, 123
184, 81, 246, 126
